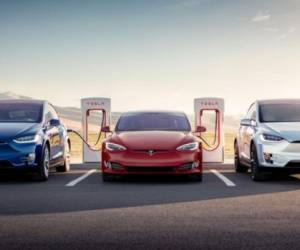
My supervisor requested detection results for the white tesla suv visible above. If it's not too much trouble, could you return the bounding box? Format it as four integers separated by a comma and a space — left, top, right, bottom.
234, 99, 300, 181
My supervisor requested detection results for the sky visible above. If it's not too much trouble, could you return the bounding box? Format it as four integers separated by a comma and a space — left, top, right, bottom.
0, 0, 299, 114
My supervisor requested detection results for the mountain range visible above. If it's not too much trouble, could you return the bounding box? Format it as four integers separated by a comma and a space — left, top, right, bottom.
0, 92, 241, 132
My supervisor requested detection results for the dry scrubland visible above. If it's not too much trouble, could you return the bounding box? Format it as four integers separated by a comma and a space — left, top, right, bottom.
69, 132, 235, 162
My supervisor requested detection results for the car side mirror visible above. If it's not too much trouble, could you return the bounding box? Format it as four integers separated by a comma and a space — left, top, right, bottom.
101, 126, 111, 133
240, 118, 256, 127
195, 126, 206, 133
49, 119, 60, 127
240, 118, 251, 126
250, 120, 257, 127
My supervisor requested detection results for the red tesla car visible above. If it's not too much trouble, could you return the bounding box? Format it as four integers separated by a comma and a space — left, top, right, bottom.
101, 111, 204, 181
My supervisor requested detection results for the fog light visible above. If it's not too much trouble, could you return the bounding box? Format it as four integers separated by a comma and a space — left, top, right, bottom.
27, 153, 36, 162
104, 161, 112, 169
178, 163, 192, 170
21, 153, 36, 163
104, 161, 123, 170
192, 161, 199, 168
179, 162, 199, 170
263, 153, 273, 164
111, 163, 124, 170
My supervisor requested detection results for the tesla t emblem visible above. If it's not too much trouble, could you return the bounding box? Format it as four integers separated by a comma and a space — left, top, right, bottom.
148, 150, 155, 156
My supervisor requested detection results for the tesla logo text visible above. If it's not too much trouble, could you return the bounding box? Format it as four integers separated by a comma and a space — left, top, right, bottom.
86, 101, 105, 107
200, 101, 219, 107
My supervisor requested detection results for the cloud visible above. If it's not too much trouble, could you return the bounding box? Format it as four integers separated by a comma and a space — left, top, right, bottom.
169, 0, 210, 10
251, 10, 271, 22
279, 27, 296, 40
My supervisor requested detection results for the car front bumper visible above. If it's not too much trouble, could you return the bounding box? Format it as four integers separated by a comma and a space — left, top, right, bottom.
101, 149, 202, 175
257, 140, 300, 169
0, 142, 41, 170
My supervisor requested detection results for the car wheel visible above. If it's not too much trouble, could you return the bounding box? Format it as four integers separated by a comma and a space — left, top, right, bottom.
250, 145, 267, 181
234, 142, 248, 173
56, 142, 70, 172
36, 146, 50, 181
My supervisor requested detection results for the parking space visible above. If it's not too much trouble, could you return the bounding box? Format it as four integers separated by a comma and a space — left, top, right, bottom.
0, 163, 300, 216
1, 163, 300, 249
1, 163, 299, 190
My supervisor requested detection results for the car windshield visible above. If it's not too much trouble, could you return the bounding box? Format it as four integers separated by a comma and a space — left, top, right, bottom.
115, 112, 191, 132
0, 102, 43, 123
259, 103, 300, 122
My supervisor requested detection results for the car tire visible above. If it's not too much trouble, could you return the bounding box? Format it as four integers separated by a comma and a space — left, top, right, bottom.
56, 142, 70, 172
234, 142, 248, 173
36, 145, 50, 181
250, 145, 267, 181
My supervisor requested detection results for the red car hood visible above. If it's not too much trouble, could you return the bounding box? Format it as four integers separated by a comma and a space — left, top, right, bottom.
110, 131, 195, 150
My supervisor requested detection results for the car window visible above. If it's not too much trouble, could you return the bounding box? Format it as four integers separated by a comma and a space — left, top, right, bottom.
246, 104, 256, 121
0, 102, 43, 123
250, 110, 256, 121
259, 103, 300, 122
44, 104, 59, 123
45, 111, 52, 123
115, 112, 191, 132
48, 105, 59, 120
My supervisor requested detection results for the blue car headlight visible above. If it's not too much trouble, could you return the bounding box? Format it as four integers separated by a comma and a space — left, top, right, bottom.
260, 134, 284, 142
13, 134, 41, 144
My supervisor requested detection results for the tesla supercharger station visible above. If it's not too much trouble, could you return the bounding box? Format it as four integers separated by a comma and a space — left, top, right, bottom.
194, 97, 224, 163
81, 97, 111, 163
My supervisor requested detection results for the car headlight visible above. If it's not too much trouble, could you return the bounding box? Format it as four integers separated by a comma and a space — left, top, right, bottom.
176, 142, 199, 151
14, 134, 41, 144
260, 134, 284, 142
105, 142, 126, 151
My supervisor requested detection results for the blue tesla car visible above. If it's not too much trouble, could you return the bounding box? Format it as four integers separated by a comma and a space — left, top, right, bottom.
0, 99, 71, 181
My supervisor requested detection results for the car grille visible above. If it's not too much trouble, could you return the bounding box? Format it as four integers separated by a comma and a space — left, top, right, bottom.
131, 150, 170, 154
127, 166, 175, 173
0, 140, 7, 145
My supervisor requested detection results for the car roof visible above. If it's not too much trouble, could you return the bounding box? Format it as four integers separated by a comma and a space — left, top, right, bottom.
257, 99, 300, 105
0, 99, 45, 105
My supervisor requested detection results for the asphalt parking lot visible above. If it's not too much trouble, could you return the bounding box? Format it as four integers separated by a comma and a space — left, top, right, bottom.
0, 163, 300, 250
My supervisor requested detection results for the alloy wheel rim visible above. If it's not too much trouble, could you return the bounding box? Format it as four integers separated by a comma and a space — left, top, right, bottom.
250, 150, 255, 179
65, 146, 70, 170
44, 148, 50, 177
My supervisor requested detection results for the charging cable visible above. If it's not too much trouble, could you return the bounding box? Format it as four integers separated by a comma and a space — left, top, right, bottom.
67, 129, 104, 151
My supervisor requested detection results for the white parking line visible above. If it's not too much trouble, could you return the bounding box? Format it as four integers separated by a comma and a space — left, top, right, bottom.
65, 169, 97, 187
210, 169, 236, 187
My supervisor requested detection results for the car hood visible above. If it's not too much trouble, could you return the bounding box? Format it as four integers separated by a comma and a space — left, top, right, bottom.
0, 122, 41, 141
110, 131, 195, 150
263, 122, 300, 142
